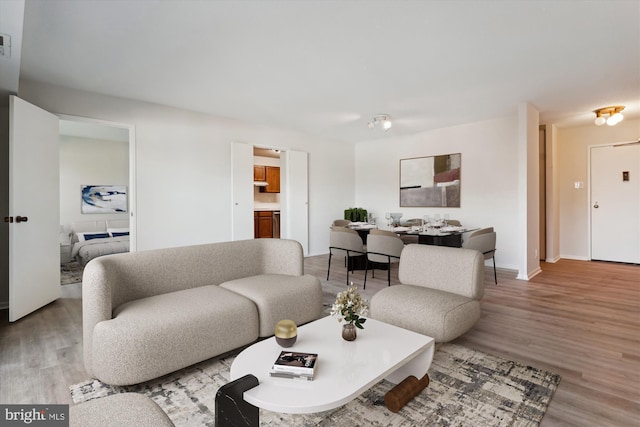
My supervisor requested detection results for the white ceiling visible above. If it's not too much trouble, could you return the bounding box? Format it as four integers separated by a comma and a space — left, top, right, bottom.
7, 0, 640, 143
59, 119, 129, 142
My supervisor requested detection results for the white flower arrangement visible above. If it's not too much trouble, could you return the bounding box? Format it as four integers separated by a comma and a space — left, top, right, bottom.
330, 283, 369, 329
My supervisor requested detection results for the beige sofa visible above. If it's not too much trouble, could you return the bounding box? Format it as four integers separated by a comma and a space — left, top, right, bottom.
83, 238, 323, 386
370, 244, 484, 343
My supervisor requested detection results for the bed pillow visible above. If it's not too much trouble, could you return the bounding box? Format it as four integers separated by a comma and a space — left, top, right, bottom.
76, 232, 110, 242
107, 227, 129, 234
110, 231, 130, 237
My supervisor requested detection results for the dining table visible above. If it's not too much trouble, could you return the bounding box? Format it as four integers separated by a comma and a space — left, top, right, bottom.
348, 224, 477, 248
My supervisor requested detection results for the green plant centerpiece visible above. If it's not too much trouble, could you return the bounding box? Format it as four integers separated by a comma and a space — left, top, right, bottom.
331, 284, 368, 341
344, 207, 368, 222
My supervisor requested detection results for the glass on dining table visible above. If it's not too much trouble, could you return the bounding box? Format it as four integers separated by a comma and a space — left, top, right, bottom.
433, 213, 442, 229
368, 212, 376, 225
423, 215, 431, 231
390, 212, 403, 228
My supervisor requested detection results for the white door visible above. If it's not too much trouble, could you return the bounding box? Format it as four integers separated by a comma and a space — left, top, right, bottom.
231, 141, 254, 241
590, 144, 640, 263
9, 96, 61, 321
281, 150, 309, 255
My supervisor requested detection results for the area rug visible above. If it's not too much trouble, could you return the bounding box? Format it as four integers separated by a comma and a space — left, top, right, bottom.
60, 261, 83, 285
70, 343, 560, 426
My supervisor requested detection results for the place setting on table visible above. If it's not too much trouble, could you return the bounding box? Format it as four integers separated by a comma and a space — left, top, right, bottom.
347, 213, 477, 248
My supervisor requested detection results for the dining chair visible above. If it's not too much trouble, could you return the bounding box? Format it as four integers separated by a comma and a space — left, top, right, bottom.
462, 229, 497, 284
399, 218, 421, 244
467, 227, 493, 238
332, 219, 352, 227
364, 229, 405, 288
327, 227, 366, 286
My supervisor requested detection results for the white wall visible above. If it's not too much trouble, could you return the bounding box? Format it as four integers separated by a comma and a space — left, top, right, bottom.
19, 80, 353, 256
354, 115, 521, 270
59, 135, 129, 229
557, 119, 640, 260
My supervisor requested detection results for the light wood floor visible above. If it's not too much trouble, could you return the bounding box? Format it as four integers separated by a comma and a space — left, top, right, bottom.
1, 256, 638, 427
312, 256, 640, 427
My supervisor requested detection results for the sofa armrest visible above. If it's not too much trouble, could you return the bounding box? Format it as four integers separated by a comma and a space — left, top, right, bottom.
398, 245, 484, 300
82, 258, 116, 377
255, 239, 305, 276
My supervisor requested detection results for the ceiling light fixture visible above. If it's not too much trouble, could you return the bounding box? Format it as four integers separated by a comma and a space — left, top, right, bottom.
593, 106, 625, 126
367, 114, 392, 131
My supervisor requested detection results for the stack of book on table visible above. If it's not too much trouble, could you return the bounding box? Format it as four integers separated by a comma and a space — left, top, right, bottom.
270, 351, 317, 381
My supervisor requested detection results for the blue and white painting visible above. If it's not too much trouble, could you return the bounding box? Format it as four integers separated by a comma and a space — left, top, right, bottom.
81, 185, 127, 214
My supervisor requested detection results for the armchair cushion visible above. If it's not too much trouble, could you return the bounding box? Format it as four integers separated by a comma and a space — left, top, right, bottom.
70, 393, 174, 427
370, 285, 480, 342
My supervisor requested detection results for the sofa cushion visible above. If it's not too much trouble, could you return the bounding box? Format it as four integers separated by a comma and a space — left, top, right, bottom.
370, 284, 480, 343
92, 285, 259, 385
220, 274, 323, 337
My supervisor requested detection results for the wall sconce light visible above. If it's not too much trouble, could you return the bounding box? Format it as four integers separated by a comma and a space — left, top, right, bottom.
367, 114, 392, 131
594, 106, 625, 126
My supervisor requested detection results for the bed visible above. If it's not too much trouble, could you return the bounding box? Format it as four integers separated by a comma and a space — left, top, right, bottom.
70, 219, 130, 266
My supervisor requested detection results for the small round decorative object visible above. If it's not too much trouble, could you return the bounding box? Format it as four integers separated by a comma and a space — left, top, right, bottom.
274, 319, 297, 348
342, 323, 357, 341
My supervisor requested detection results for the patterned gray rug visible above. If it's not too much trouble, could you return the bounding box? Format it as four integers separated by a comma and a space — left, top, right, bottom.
70, 342, 560, 426
60, 261, 83, 285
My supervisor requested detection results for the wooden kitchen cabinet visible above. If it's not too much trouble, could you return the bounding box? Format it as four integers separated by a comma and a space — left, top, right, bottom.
253, 165, 266, 181
254, 211, 273, 238
260, 166, 280, 193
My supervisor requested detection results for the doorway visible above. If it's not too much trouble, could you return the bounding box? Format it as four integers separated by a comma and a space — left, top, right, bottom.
590, 143, 640, 263
253, 147, 281, 239
58, 115, 136, 252
231, 142, 309, 255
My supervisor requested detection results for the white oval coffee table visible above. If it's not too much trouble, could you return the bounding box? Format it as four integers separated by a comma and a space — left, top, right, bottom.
230, 316, 434, 414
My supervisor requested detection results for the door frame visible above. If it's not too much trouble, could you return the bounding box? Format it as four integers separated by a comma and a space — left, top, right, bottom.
235, 143, 309, 254
57, 114, 137, 251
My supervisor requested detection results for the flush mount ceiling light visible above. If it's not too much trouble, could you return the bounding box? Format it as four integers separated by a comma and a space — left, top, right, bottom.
367, 114, 392, 131
593, 106, 625, 126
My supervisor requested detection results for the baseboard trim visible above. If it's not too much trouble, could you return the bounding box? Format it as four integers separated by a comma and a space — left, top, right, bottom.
559, 255, 590, 261
516, 266, 542, 281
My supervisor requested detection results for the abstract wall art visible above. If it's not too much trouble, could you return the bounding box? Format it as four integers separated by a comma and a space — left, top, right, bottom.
400, 153, 461, 207
81, 185, 127, 214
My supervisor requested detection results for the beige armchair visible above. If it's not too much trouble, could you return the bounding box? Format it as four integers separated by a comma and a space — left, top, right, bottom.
370, 244, 484, 343
364, 229, 404, 288
327, 226, 365, 286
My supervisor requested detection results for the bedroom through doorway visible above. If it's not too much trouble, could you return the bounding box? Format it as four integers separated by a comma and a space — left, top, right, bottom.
58, 118, 135, 285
